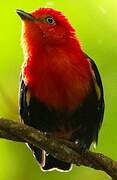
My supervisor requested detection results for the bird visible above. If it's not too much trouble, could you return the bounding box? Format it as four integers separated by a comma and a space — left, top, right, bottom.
17, 7, 105, 172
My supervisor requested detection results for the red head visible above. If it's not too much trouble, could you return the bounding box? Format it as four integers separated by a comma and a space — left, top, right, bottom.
17, 8, 83, 57
17, 8, 77, 44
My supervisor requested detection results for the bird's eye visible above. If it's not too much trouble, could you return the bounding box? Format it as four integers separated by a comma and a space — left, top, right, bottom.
46, 16, 55, 25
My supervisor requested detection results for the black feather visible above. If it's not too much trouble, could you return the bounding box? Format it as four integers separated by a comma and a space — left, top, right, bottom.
19, 55, 104, 171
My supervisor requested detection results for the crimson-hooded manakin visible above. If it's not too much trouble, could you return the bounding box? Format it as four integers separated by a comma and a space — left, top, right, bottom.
17, 8, 105, 171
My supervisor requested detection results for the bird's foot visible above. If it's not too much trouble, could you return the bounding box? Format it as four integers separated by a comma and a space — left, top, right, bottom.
75, 139, 88, 155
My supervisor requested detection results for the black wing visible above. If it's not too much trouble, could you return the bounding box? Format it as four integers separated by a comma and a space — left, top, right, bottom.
71, 54, 105, 150
19, 74, 29, 123
88, 55, 105, 128
86, 55, 105, 144
19, 75, 48, 168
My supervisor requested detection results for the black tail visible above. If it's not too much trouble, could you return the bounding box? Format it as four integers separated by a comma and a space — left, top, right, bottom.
29, 144, 71, 171
42, 154, 71, 171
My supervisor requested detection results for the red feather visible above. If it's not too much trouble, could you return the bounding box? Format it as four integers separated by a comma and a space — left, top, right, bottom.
21, 8, 93, 110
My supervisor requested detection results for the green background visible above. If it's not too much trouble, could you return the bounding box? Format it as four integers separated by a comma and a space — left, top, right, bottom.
0, 0, 117, 179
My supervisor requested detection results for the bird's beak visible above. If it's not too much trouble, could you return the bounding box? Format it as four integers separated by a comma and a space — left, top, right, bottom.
16, 9, 35, 21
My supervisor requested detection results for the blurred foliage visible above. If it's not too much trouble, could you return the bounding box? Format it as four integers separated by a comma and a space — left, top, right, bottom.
0, 0, 117, 179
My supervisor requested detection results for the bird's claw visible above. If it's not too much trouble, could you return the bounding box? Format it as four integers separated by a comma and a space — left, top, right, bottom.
75, 139, 88, 155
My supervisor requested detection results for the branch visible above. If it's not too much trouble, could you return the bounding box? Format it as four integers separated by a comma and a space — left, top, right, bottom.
0, 118, 116, 179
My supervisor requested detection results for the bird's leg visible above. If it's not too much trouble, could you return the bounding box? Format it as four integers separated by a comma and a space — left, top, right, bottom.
74, 139, 89, 154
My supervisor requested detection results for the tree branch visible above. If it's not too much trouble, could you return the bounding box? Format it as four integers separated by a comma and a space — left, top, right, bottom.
0, 118, 116, 179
